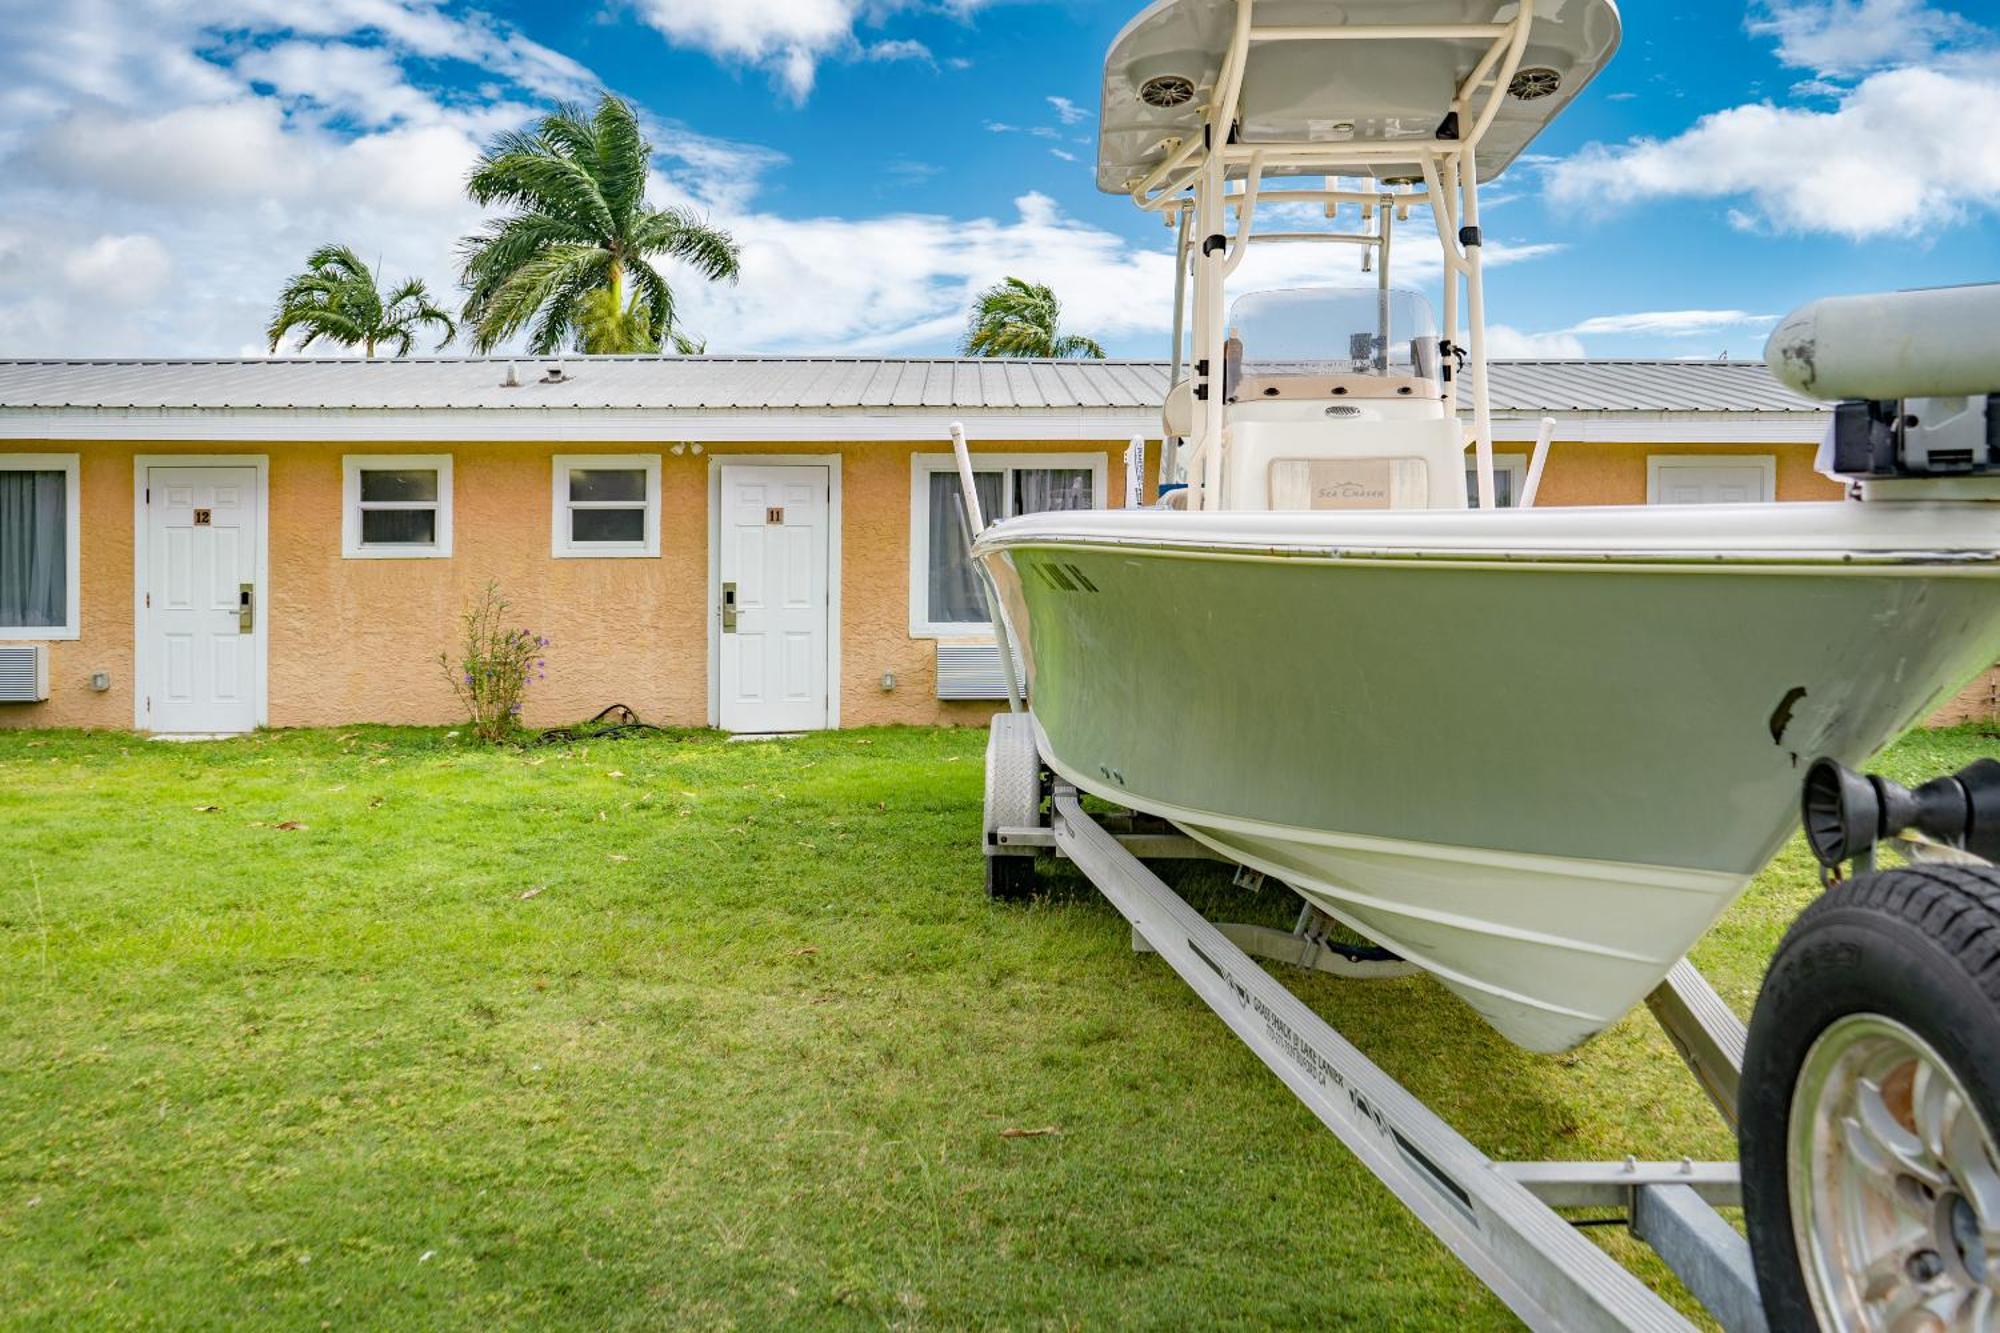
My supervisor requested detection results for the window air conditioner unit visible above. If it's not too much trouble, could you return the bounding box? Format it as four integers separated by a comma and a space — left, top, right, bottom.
935, 641, 1026, 701
0, 644, 50, 703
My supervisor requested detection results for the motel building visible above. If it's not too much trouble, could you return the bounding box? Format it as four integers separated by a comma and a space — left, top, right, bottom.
0, 354, 1991, 735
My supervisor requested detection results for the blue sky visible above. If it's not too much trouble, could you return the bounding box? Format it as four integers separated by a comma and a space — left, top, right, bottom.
0, 0, 1994, 360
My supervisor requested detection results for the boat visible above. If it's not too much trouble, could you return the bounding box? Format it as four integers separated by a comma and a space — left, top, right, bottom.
968, 0, 2000, 1053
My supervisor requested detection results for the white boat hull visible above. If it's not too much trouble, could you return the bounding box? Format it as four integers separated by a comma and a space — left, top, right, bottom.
979, 502, 2000, 1051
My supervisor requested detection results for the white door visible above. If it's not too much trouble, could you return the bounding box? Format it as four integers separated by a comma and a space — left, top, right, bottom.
718, 464, 831, 732
1650, 460, 1774, 505
144, 466, 260, 734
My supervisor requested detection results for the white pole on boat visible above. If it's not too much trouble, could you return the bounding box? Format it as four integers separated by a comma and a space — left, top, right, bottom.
1461, 143, 1497, 511
1376, 182, 1394, 374
1420, 152, 1461, 426
1519, 417, 1556, 509
1195, 145, 1230, 512
949, 421, 1024, 714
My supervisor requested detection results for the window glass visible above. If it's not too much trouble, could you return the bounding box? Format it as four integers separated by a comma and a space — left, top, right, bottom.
927, 470, 1003, 625
572, 507, 646, 543
360, 508, 437, 545
359, 469, 438, 503
0, 469, 66, 628
1015, 468, 1093, 514
569, 468, 646, 503
1464, 467, 1517, 508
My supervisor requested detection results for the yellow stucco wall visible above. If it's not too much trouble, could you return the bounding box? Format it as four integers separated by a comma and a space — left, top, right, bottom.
1521, 440, 1841, 505
7, 433, 1986, 733
0, 437, 1125, 731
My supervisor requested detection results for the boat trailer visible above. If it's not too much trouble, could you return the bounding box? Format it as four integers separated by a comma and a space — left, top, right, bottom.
987, 708, 1763, 1329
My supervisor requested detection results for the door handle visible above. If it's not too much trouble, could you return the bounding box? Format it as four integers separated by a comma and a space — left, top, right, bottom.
721, 581, 737, 633
239, 583, 254, 634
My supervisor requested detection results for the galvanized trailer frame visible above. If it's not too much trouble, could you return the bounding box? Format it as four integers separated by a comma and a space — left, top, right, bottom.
986, 712, 1767, 1331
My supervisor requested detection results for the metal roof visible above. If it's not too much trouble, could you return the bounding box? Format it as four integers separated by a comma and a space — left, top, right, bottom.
0, 355, 1820, 415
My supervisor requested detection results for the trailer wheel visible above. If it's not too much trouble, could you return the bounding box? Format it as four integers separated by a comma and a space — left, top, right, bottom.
983, 712, 1046, 902
1741, 864, 2000, 1331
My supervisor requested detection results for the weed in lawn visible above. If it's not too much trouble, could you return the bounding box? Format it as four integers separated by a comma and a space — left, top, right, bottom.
0, 724, 1992, 1329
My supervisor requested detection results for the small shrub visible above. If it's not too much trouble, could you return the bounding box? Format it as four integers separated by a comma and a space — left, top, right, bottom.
440, 582, 547, 742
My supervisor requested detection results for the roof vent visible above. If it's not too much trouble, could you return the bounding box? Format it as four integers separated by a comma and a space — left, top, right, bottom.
501, 361, 521, 388
542, 364, 567, 384
1138, 74, 1195, 109
1508, 67, 1562, 100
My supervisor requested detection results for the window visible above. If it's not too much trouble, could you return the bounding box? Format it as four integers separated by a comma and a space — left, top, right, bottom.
909, 453, 1106, 637
1464, 453, 1529, 508
551, 455, 661, 558
343, 455, 452, 558
0, 453, 80, 639
1647, 455, 1776, 505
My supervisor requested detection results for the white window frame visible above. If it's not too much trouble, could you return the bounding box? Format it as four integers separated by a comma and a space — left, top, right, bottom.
342, 454, 453, 559
550, 454, 661, 558
1646, 454, 1777, 505
0, 452, 81, 640
1463, 452, 1529, 508
908, 451, 1107, 639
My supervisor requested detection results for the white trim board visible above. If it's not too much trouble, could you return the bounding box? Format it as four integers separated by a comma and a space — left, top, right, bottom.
0, 408, 1164, 443
0, 407, 1830, 445
131, 454, 270, 732
0, 452, 81, 640
705, 454, 843, 731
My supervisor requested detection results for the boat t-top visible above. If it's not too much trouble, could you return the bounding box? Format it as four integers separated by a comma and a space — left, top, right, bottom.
960, 1, 2000, 1328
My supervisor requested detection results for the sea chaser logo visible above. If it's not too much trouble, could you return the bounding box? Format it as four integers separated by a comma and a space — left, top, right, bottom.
1270, 458, 1396, 510
1315, 479, 1388, 504
1307, 460, 1393, 508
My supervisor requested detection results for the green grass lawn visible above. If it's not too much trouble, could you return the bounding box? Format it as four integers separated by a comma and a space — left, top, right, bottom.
2, 722, 1994, 1329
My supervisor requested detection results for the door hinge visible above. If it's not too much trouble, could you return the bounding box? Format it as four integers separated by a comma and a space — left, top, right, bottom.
145, 593, 150, 608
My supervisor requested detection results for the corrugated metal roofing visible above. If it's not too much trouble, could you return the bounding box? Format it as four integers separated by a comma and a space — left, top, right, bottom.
0, 354, 1820, 414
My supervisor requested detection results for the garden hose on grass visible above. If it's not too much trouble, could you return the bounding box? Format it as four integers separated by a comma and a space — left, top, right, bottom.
529, 704, 668, 747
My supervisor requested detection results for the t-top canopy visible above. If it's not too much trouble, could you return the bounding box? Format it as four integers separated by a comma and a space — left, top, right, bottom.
1097, 0, 1621, 194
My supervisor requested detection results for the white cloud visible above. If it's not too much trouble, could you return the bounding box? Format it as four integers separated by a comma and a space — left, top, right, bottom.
866, 38, 933, 63
1546, 64, 2000, 237
1049, 148, 1077, 162
1047, 95, 1088, 125
627, 0, 976, 101
61, 235, 174, 305
1482, 325, 1587, 358
1748, 0, 1983, 75
0, 0, 1567, 359
0, 1, 580, 355
1563, 310, 1777, 336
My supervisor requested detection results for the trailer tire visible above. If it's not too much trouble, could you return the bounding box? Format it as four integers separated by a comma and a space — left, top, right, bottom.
1741, 864, 2000, 1332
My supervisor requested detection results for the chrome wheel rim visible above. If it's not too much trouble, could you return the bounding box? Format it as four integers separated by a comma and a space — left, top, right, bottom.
1791, 1014, 2000, 1332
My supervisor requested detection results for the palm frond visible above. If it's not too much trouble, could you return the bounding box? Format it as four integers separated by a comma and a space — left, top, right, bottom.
960, 277, 1101, 359
589, 94, 650, 227
457, 92, 741, 356
1049, 334, 1106, 359
470, 245, 608, 353
633, 206, 741, 283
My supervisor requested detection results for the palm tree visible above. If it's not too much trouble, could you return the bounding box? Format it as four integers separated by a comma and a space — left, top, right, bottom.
960, 278, 1105, 359
266, 245, 456, 357
458, 93, 740, 355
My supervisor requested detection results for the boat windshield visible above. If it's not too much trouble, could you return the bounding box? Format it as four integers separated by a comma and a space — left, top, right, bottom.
1229, 288, 1441, 380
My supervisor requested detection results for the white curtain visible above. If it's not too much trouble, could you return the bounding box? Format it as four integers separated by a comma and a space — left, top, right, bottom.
0, 470, 65, 627
927, 471, 1003, 624
1015, 468, 1092, 514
